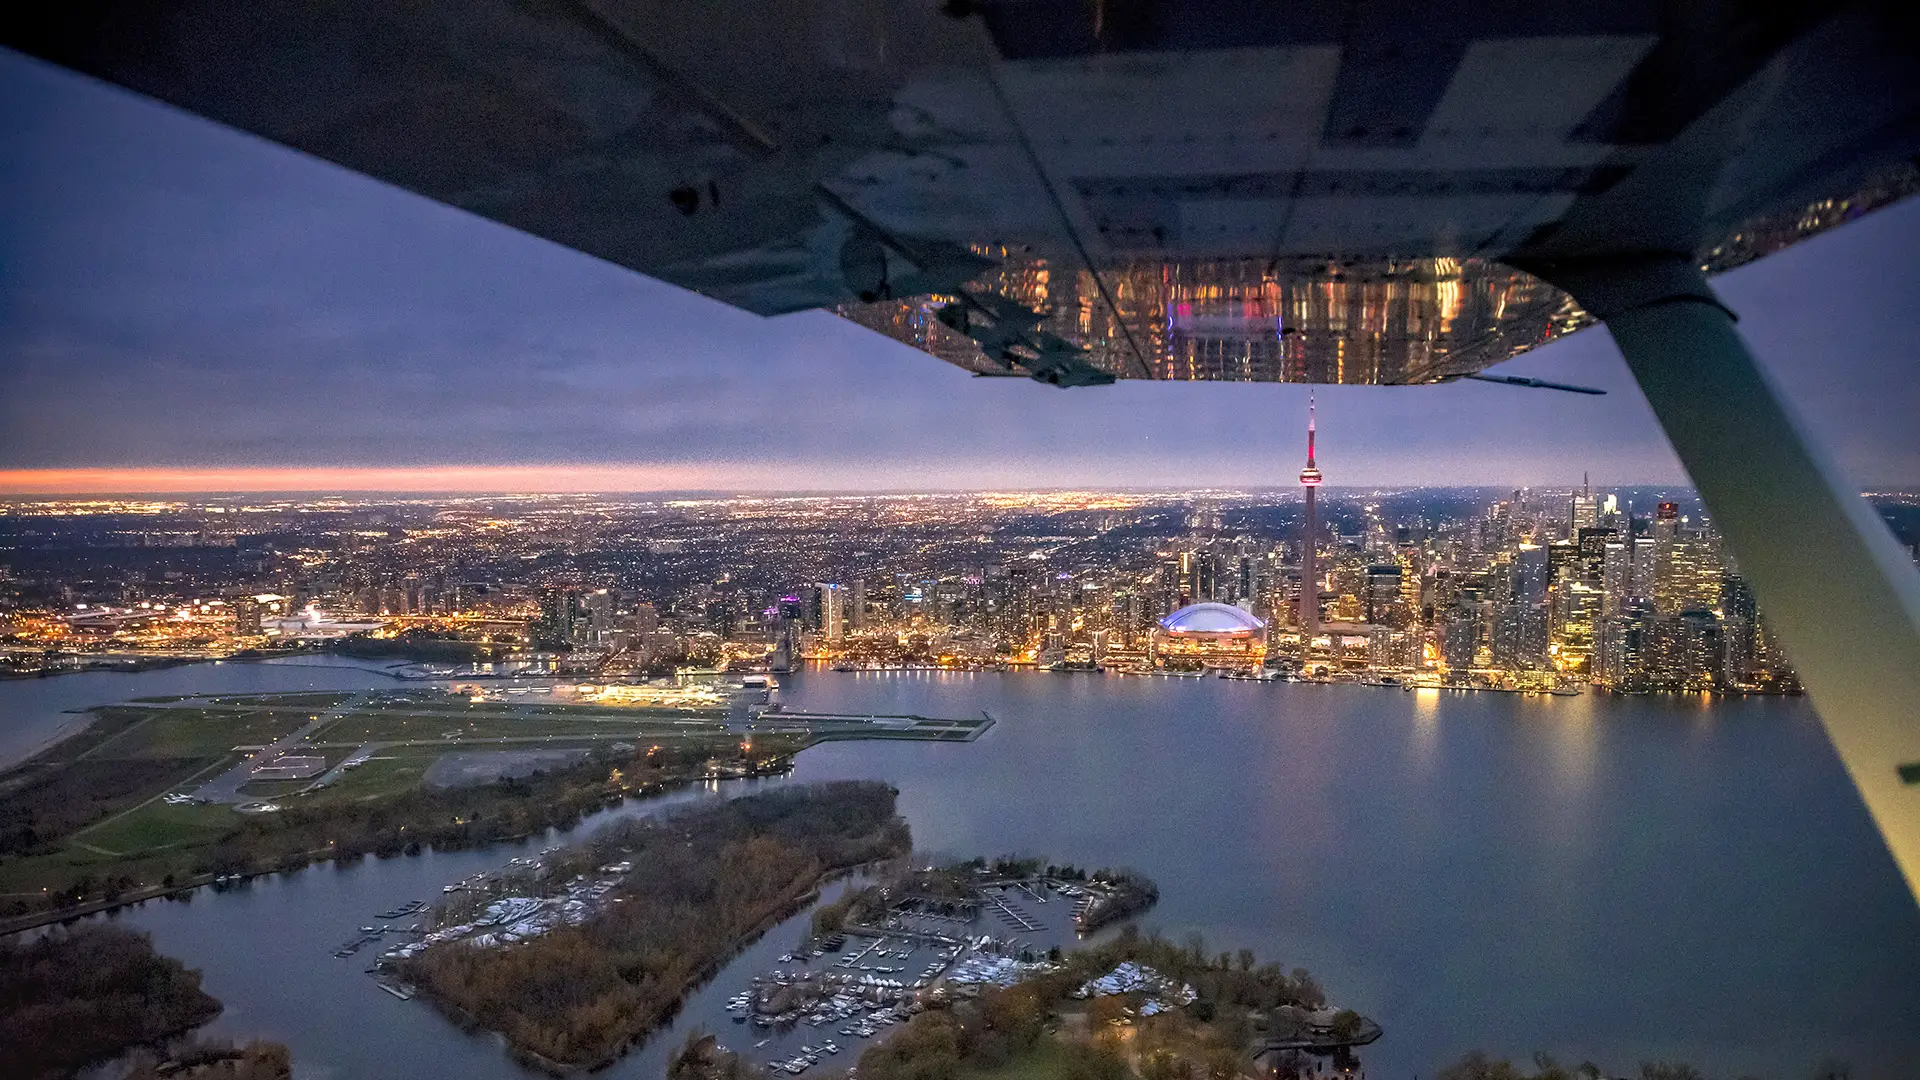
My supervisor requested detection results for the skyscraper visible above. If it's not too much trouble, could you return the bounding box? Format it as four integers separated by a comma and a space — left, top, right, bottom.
819, 583, 845, 643
1513, 543, 1549, 603
1571, 474, 1599, 532
536, 587, 581, 649
1601, 540, 1631, 617
1297, 395, 1323, 633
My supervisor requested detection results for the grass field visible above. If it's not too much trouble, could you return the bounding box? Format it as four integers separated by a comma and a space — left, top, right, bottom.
114, 709, 318, 757
78, 800, 240, 857
302, 747, 446, 803
0, 754, 228, 847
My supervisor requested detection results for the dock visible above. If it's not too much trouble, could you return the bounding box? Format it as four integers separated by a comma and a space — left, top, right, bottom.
986, 892, 1042, 933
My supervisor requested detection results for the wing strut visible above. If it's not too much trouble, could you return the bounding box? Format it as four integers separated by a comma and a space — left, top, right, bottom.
1531, 254, 1920, 905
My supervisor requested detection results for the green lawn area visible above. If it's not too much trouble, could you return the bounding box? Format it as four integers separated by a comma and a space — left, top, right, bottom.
236, 778, 314, 799
0, 798, 237, 901
302, 748, 446, 803
79, 800, 239, 857
110, 708, 318, 758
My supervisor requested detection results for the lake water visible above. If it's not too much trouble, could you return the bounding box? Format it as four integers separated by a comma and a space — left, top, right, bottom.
12, 665, 1918, 1079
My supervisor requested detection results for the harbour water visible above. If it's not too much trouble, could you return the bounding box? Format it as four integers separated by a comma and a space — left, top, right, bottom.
10, 665, 1918, 1078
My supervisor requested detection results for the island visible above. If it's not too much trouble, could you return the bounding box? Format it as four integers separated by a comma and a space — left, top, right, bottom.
393, 781, 911, 1072
0, 923, 291, 1080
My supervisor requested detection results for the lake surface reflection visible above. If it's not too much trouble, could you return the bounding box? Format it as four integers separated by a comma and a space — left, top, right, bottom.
61, 668, 1920, 1079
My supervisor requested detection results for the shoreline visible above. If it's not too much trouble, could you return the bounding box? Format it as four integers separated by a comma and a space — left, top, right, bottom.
0, 710, 97, 773
0, 751, 806, 938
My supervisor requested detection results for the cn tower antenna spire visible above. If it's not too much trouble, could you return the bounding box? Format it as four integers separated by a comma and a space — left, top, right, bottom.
1307, 392, 1316, 467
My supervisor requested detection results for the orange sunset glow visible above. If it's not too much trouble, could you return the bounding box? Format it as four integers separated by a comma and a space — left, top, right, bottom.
0, 465, 815, 495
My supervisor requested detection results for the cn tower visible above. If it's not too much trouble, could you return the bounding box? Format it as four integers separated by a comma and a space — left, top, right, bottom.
1297, 394, 1322, 633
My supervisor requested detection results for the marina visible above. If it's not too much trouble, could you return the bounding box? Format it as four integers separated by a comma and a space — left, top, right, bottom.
705, 870, 1114, 1074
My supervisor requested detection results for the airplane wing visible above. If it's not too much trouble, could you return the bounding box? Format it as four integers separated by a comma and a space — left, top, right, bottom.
6, 1, 1914, 386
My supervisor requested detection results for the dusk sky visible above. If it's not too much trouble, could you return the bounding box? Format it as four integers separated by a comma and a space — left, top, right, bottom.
3, 48, 1918, 495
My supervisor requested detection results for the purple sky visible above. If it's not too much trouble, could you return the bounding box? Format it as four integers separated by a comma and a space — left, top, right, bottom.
3, 48, 1918, 492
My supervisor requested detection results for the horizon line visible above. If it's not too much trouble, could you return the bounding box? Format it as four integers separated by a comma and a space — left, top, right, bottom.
0, 466, 1910, 499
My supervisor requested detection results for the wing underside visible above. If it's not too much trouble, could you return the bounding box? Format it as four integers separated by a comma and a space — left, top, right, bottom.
5, 1, 1916, 384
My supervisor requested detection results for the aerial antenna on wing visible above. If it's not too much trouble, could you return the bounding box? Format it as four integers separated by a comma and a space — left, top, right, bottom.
1461, 373, 1606, 395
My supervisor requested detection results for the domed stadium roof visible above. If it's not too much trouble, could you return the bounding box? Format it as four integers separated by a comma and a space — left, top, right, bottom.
1158, 602, 1265, 635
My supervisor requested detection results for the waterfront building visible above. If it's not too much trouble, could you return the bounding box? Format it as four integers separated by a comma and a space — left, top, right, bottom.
1650, 610, 1723, 690
1441, 605, 1478, 676
1154, 602, 1267, 668
1549, 581, 1603, 674
1368, 627, 1419, 671
819, 583, 845, 643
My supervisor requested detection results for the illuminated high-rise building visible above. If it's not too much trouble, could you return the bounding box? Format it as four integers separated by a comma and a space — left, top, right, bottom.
1601, 540, 1631, 617
1441, 604, 1479, 675
1297, 395, 1323, 633
232, 596, 263, 635
1492, 602, 1525, 669
583, 588, 615, 642
1571, 475, 1599, 532
536, 586, 581, 649
1630, 537, 1658, 606
817, 583, 845, 643
1513, 543, 1548, 604
1550, 581, 1604, 674
1576, 527, 1616, 585
1365, 564, 1407, 627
